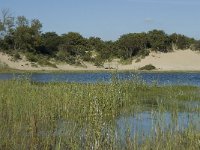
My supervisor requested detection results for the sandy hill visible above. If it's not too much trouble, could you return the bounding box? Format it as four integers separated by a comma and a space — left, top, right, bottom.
1, 49, 200, 71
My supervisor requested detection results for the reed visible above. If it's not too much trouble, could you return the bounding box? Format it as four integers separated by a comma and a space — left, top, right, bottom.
0, 78, 200, 149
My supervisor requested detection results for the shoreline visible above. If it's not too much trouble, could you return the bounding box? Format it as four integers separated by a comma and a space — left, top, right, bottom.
1, 67, 200, 74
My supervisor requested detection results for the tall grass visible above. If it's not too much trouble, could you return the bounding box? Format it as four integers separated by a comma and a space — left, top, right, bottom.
0, 78, 200, 149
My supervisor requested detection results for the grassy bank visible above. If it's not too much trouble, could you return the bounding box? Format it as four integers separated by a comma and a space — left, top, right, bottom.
0, 79, 200, 149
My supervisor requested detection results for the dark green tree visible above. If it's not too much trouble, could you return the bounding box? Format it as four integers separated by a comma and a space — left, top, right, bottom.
147, 30, 171, 52
39, 32, 61, 55
117, 33, 149, 59
169, 33, 194, 50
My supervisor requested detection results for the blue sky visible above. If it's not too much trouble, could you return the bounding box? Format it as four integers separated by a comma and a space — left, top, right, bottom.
1, 0, 200, 40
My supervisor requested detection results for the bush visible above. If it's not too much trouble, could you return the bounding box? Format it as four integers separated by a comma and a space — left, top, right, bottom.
82, 52, 92, 61
0, 61, 9, 69
192, 41, 200, 51
93, 56, 104, 67
135, 58, 141, 63
139, 64, 156, 70
13, 53, 21, 61
120, 58, 132, 65
26, 53, 39, 62
137, 49, 150, 57
38, 59, 57, 68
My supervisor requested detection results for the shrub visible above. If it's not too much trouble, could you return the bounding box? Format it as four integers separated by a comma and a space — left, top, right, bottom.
38, 59, 57, 68
135, 58, 141, 63
139, 64, 156, 70
192, 40, 200, 51
26, 53, 39, 62
13, 53, 21, 61
120, 58, 132, 65
137, 49, 150, 57
0, 61, 9, 69
94, 56, 104, 67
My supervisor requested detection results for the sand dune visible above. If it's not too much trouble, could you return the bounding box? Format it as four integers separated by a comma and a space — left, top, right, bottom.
115, 49, 200, 71
1, 49, 200, 71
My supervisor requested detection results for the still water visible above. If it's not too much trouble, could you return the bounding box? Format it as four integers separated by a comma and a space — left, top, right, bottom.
0, 72, 200, 86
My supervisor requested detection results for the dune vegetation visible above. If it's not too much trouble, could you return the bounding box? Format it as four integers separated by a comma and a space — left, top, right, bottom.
0, 76, 200, 149
1, 9, 200, 68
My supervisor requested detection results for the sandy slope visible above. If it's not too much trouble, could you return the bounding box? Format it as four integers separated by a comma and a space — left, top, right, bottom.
132, 49, 200, 71
0, 52, 102, 71
1, 49, 200, 71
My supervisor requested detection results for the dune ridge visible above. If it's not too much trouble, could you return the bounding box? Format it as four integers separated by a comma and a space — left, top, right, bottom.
1, 49, 200, 71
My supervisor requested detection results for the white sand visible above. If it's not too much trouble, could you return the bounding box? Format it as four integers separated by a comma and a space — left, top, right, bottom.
1, 49, 200, 71
132, 49, 200, 71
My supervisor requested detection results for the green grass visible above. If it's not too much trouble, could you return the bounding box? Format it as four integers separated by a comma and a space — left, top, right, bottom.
0, 78, 200, 149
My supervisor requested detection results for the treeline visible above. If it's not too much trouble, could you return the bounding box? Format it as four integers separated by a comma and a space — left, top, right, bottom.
0, 9, 200, 66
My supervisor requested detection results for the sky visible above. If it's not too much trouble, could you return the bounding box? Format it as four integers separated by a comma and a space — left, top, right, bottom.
0, 0, 200, 40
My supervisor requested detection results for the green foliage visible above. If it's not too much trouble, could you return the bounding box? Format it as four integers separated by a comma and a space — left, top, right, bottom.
38, 59, 57, 68
13, 52, 21, 61
120, 58, 133, 65
148, 30, 172, 52
94, 56, 104, 67
87, 37, 117, 61
170, 33, 194, 50
192, 40, 200, 51
117, 33, 149, 59
137, 49, 150, 57
40, 32, 61, 54
61, 32, 87, 46
25, 52, 39, 62
82, 51, 92, 61
139, 64, 156, 70
0, 60, 8, 69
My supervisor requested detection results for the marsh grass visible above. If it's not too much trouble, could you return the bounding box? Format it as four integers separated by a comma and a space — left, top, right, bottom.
0, 77, 200, 149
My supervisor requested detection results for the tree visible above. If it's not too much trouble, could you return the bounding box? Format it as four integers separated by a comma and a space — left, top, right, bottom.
61, 32, 86, 46
117, 33, 149, 59
16, 16, 29, 27
30, 19, 43, 52
169, 33, 194, 50
40, 32, 61, 55
0, 9, 15, 38
88, 37, 103, 51
31, 19, 42, 33
14, 16, 43, 52
147, 30, 171, 52
57, 32, 89, 63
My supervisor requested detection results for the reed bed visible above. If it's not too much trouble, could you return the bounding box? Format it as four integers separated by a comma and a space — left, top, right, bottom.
0, 78, 200, 149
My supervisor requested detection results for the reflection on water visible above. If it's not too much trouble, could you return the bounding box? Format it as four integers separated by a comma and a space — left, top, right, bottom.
1, 72, 200, 86
116, 111, 200, 143
32, 110, 200, 145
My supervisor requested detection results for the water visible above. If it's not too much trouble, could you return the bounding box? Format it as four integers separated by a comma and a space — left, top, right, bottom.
116, 111, 200, 143
36, 110, 200, 145
0, 72, 200, 86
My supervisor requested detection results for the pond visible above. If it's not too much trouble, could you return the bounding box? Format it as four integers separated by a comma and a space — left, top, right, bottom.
1, 72, 200, 86
116, 111, 200, 143
34, 110, 200, 145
